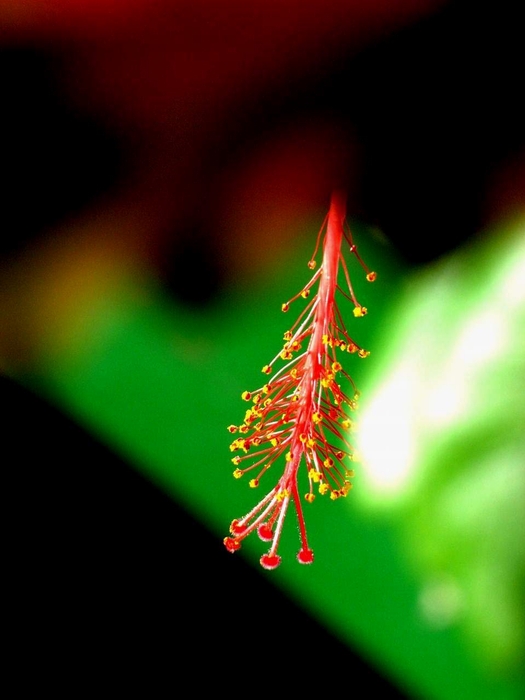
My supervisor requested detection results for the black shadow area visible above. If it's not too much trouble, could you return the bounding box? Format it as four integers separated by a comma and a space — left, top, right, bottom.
2, 374, 409, 696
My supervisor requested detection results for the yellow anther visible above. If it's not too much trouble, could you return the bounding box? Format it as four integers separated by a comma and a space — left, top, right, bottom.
290, 368, 298, 379
270, 437, 280, 447
366, 271, 377, 282
307, 260, 316, 270
242, 391, 252, 401
239, 424, 249, 433
227, 425, 238, 433
312, 412, 322, 424
281, 302, 289, 312
232, 456, 241, 466
330, 491, 340, 500
252, 393, 261, 404
285, 451, 292, 462
323, 458, 334, 468
319, 483, 329, 495
276, 489, 290, 501
299, 433, 307, 443
283, 330, 293, 341
322, 334, 329, 345
347, 343, 358, 353
353, 306, 367, 318
280, 350, 293, 360
307, 438, 315, 448
331, 362, 342, 373
308, 468, 320, 483
301, 290, 310, 299
232, 467, 242, 477
249, 478, 259, 488
262, 365, 272, 375
305, 493, 315, 503
341, 419, 352, 430
263, 383, 272, 394
358, 349, 370, 359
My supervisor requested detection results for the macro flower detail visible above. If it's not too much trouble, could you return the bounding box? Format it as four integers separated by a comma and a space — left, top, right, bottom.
224, 190, 376, 569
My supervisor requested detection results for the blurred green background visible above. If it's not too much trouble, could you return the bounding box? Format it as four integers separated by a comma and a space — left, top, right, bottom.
12, 211, 524, 699
1, 1, 524, 697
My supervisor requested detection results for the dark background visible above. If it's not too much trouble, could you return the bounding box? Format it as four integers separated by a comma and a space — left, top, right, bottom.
2, 0, 524, 693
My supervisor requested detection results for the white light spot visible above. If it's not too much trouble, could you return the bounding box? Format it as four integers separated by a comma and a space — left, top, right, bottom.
425, 378, 466, 426
358, 365, 416, 497
453, 309, 505, 368
418, 576, 464, 628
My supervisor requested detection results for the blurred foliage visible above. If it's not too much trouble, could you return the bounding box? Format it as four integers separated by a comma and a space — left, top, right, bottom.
357, 215, 525, 678
12, 212, 524, 700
